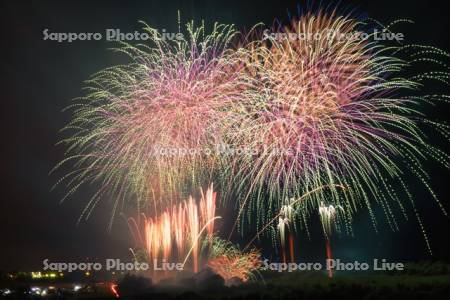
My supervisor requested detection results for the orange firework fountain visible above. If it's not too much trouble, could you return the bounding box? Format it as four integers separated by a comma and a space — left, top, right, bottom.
126, 183, 262, 284
144, 184, 218, 273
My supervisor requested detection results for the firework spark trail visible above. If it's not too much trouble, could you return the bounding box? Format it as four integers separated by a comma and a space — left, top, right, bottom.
226, 10, 449, 250
181, 216, 222, 271
144, 184, 217, 273
243, 184, 346, 251
282, 202, 295, 262
200, 184, 217, 237
161, 212, 172, 261
277, 201, 295, 262
207, 236, 261, 284
319, 201, 344, 278
186, 197, 200, 272
207, 251, 261, 284
319, 202, 344, 238
56, 10, 450, 259
55, 21, 247, 227
289, 233, 295, 263
173, 203, 186, 258
126, 216, 144, 247
277, 216, 288, 263
326, 239, 333, 278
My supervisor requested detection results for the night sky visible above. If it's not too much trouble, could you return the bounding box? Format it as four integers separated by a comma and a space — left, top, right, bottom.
1, 0, 449, 271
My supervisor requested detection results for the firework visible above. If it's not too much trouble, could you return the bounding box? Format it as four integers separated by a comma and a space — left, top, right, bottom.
54, 21, 245, 226
277, 201, 295, 263
55, 7, 450, 264
319, 202, 344, 278
185, 197, 200, 272
319, 202, 344, 238
243, 184, 345, 251
207, 237, 261, 284
143, 184, 218, 273
226, 10, 449, 252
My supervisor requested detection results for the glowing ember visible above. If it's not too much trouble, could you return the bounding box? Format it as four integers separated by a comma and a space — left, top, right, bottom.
207, 237, 261, 283
110, 283, 119, 298
208, 251, 261, 283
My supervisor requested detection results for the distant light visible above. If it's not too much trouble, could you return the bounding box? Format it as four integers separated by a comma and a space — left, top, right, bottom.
85, 271, 91, 276
74, 285, 82, 292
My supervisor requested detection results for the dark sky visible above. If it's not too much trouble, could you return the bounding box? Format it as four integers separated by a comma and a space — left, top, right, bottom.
1, 0, 449, 271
